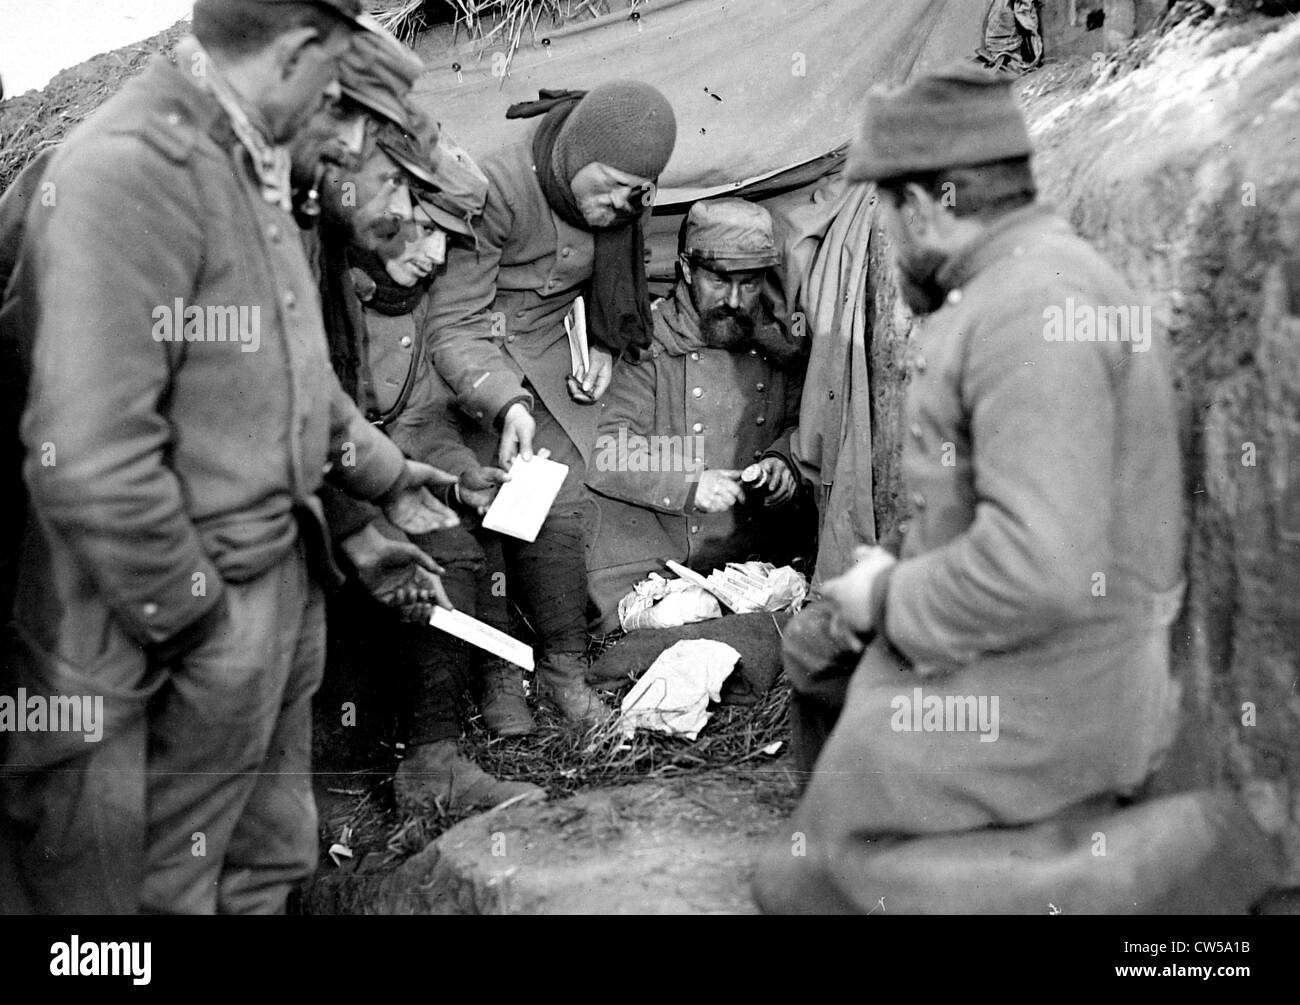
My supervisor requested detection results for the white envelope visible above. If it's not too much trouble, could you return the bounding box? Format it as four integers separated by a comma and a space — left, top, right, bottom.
481, 454, 569, 543
429, 606, 534, 671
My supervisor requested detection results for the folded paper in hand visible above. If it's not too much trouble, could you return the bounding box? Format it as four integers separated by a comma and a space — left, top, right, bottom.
481, 454, 569, 542
565, 295, 589, 377
429, 606, 534, 670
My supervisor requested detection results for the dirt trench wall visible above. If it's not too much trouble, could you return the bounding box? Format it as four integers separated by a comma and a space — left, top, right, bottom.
866, 16, 1300, 882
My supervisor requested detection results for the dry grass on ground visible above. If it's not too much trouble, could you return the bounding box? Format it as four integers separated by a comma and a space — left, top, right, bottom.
315, 675, 793, 872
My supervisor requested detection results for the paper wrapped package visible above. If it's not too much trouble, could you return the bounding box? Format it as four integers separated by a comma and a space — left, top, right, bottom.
618, 573, 722, 632
619, 639, 741, 740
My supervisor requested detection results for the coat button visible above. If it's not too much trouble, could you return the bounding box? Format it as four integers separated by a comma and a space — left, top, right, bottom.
909, 423, 923, 441
692, 387, 703, 398
911, 492, 926, 510
322, 461, 334, 475
754, 450, 762, 460
946, 289, 963, 305
515, 310, 526, 319
755, 382, 765, 392
690, 352, 700, 361
267, 224, 282, 243
690, 524, 700, 534
663, 496, 672, 506
166, 112, 181, 126
914, 355, 927, 373
749, 348, 758, 356
399, 335, 412, 348
142, 602, 159, 618
828, 389, 836, 400
755, 416, 766, 426
283, 291, 297, 310
506, 334, 516, 343
691, 422, 703, 433
561, 247, 572, 258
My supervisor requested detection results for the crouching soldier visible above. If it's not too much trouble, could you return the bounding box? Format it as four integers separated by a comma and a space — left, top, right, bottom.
753, 67, 1185, 913
585, 198, 809, 632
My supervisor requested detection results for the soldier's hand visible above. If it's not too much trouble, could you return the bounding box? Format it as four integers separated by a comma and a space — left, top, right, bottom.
340, 522, 450, 609
499, 402, 536, 468
379, 460, 460, 534
568, 345, 615, 404
755, 456, 798, 506
694, 469, 745, 513
819, 546, 898, 636
458, 465, 510, 513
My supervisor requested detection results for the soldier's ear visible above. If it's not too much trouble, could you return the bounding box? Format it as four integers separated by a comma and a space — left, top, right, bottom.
679, 254, 694, 286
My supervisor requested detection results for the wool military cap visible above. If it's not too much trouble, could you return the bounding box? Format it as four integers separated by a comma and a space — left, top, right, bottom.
683, 198, 779, 271
338, 19, 426, 130
419, 132, 488, 238
236, 0, 374, 32
845, 63, 1033, 183
557, 80, 677, 182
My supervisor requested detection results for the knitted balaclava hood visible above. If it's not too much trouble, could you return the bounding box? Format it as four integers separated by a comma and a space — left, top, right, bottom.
555, 81, 677, 182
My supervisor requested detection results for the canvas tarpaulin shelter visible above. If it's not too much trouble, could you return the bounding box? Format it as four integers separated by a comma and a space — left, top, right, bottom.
408, 0, 989, 581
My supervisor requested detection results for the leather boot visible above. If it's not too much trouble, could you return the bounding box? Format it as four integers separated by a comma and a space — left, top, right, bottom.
535, 651, 612, 728
393, 740, 545, 814
480, 659, 535, 737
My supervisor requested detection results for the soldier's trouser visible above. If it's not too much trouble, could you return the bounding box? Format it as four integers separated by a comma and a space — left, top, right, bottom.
1, 546, 323, 915
402, 526, 510, 745
502, 396, 591, 655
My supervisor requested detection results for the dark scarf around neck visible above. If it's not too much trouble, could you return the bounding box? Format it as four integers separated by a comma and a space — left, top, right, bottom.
350, 246, 432, 317
507, 90, 654, 360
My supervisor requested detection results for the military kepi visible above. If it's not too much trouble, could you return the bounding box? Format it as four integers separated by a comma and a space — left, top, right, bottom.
846, 64, 1033, 183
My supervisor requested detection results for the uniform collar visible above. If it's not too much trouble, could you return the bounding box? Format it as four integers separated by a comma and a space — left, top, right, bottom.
935, 202, 1066, 295
175, 36, 293, 212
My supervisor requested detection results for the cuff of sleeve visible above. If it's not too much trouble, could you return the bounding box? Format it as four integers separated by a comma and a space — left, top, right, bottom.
494, 395, 532, 431
684, 480, 700, 513
354, 436, 408, 501
122, 558, 227, 651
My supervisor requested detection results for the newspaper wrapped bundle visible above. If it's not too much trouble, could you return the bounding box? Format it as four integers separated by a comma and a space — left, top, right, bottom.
665, 560, 807, 616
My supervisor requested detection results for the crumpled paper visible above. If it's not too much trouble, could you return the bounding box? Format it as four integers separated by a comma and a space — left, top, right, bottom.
619, 639, 741, 740
618, 573, 722, 632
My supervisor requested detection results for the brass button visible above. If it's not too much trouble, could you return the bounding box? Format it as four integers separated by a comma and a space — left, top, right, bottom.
561, 247, 572, 258
399, 335, 412, 348
267, 224, 282, 243
692, 387, 703, 398
828, 389, 836, 400
755, 416, 766, 426
142, 602, 159, 618
663, 496, 672, 506
691, 422, 703, 433
690, 524, 700, 534
748, 348, 758, 356
283, 291, 297, 310
914, 355, 927, 374
755, 382, 765, 392
911, 492, 926, 510
753, 450, 762, 460
690, 352, 700, 361
166, 112, 181, 126
909, 423, 923, 440
946, 289, 963, 305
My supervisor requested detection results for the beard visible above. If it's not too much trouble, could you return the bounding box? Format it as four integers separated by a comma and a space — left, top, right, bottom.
894, 245, 950, 316
699, 305, 757, 349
